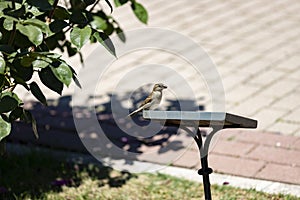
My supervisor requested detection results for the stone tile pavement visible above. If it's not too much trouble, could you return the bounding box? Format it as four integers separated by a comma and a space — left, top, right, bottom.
109, 0, 300, 135
10, 0, 300, 192
15, 0, 300, 135
8, 102, 300, 187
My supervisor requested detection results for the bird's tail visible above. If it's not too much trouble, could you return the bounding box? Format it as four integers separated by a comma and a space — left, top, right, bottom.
127, 106, 144, 117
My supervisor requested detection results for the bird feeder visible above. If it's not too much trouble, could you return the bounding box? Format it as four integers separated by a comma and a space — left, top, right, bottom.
143, 110, 257, 200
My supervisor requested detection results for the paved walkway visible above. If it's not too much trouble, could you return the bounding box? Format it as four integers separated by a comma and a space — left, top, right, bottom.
9, 102, 300, 186
10, 0, 300, 194
110, 0, 300, 135
169, 129, 300, 185
16, 0, 300, 135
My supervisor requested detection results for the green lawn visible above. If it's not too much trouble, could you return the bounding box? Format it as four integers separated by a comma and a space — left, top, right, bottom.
0, 149, 298, 200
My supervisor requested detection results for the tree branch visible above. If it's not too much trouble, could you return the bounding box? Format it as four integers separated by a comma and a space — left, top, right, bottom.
47, 0, 60, 23
8, 23, 16, 46
89, 0, 100, 12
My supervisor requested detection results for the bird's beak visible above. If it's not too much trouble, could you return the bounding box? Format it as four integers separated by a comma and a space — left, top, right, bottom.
162, 84, 167, 89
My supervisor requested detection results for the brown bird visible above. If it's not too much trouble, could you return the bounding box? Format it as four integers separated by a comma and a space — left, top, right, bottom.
128, 83, 167, 117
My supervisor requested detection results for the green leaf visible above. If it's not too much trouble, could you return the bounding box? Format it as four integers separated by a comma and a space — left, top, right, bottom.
116, 27, 126, 42
27, 4, 44, 16
70, 0, 87, 10
70, 11, 88, 25
114, 0, 128, 7
65, 41, 78, 57
104, 22, 114, 35
1, 114, 9, 122
0, 45, 15, 54
51, 62, 73, 87
38, 67, 63, 95
93, 31, 116, 56
23, 110, 38, 139
70, 26, 92, 49
31, 115, 38, 139
73, 74, 82, 89
11, 93, 22, 105
0, 115, 11, 142
31, 52, 61, 58
24, 18, 51, 35
49, 20, 69, 33
44, 33, 63, 50
1, 92, 22, 106
0, 92, 22, 105
30, 81, 47, 105
26, 52, 54, 67
11, 74, 30, 90
0, 96, 18, 113
0, 2, 10, 10
3, 18, 14, 31
12, 59, 33, 81
0, 57, 5, 74
7, 4, 26, 18
91, 16, 107, 30
20, 56, 36, 67
27, 0, 52, 11
53, 6, 70, 20
32, 59, 50, 69
131, 2, 148, 24
84, 0, 96, 6
16, 24, 43, 46
9, 107, 23, 122
24, 18, 46, 30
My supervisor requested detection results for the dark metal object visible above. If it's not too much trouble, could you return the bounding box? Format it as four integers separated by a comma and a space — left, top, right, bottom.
143, 111, 257, 200
194, 127, 220, 200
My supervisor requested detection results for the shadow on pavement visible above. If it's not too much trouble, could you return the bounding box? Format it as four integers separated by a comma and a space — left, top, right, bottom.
8, 90, 205, 166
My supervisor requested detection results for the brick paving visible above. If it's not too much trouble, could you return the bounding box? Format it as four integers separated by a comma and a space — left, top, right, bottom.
168, 129, 300, 185
10, 116, 300, 186
10, 0, 300, 189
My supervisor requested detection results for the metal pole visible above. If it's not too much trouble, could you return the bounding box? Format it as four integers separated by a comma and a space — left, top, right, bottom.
185, 127, 215, 200
193, 128, 214, 200
198, 155, 213, 200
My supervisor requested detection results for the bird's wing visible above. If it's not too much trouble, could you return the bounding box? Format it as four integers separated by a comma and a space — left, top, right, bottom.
139, 93, 153, 107
127, 106, 144, 117
128, 92, 154, 117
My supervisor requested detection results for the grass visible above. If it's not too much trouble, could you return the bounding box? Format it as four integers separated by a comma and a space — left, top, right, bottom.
0, 149, 298, 200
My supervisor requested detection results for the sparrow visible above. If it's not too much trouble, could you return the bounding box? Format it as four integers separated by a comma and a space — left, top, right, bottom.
128, 83, 167, 117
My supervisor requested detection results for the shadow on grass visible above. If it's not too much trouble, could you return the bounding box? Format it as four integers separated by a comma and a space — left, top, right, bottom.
0, 150, 135, 199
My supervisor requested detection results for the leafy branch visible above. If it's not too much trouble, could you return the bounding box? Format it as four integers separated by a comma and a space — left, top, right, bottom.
0, 0, 148, 147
